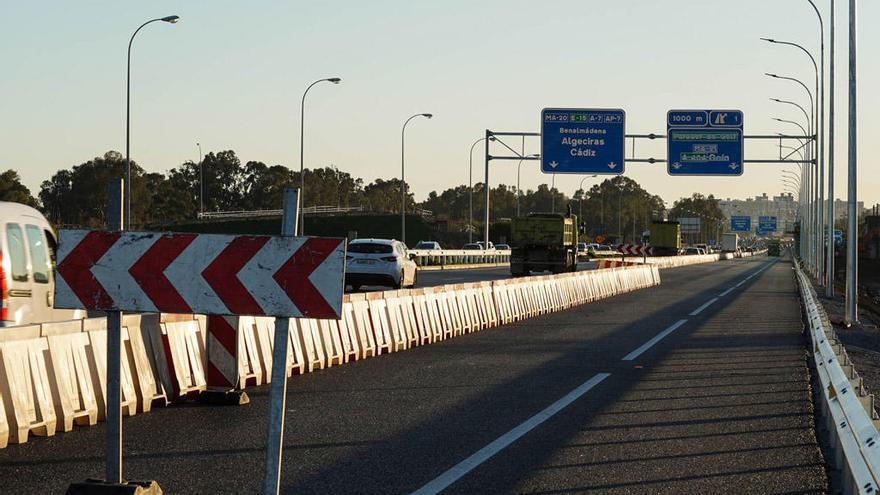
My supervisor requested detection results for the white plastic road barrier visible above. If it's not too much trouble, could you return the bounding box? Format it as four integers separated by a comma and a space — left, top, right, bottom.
157, 319, 207, 399
794, 259, 880, 493
45, 330, 99, 431
87, 328, 138, 419
408, 249, 511, 270
0, 336, 57, 444
0, 263, 661, 450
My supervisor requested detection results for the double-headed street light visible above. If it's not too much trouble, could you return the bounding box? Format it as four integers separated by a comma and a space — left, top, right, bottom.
401, 113, 433, 245
299, 77, 341, 235
468, 136, 495, 242
515, 153, 541, 217
125, 15, 179, 230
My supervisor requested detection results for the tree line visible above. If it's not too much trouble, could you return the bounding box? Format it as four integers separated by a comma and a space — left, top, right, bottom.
1, 149, 725, 244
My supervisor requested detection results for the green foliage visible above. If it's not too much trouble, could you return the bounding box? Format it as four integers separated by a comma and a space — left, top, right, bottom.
0, 170, 39, 208
669, 193, 725, 244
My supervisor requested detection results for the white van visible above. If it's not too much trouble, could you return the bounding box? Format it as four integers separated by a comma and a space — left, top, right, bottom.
0, 201, 80, 326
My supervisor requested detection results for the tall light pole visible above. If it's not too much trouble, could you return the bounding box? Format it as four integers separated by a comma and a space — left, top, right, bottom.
767, 72, 819, 275
468, 136, 497, 242
515, 153, 540, 217
762, 38, 824, 283
299, 77, 341, 235
779, 134, 810, 260
401, 113, 432, 245
197, 142, 203, 215
774, 117, 814, 271
125, 15, 179, 230
845, 0, 857, 324
827, 0, 837, 297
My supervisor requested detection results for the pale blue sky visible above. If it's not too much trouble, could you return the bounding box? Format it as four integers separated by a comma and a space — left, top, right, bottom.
1, 1, 876, 207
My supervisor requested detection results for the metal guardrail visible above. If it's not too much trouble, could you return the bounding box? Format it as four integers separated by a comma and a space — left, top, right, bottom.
197, 205, 364, 219
794, 257, 880, 494
408, 249, 511, 268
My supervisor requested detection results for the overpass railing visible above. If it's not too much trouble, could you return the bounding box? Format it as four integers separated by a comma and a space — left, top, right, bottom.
407, 249, 511, 268
794, 258, 880, 494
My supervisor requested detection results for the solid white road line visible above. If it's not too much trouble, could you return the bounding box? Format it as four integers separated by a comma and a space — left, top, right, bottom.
621, 319, 688, 361
410, 373, 612, 495
718, 287, 735, 297
689, 297, 719, 316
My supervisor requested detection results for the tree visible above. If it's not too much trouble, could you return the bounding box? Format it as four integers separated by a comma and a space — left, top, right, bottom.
669, 193, 725, 244
38, 151, 153, 228
0, 170, 39, 208
364, 178, 413, 213
577, 176, 666, 244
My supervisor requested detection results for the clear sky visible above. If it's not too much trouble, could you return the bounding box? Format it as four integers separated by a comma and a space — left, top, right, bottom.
2, 1, 876, 209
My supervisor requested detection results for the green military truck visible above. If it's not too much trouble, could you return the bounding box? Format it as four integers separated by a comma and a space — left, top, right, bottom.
650, 220, 681, 256
510, 213, 578, 276
767, 240, 782, 256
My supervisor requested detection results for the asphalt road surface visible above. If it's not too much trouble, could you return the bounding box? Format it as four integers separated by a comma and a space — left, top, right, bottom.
351, 261, 598, 293
0, 256, 828, 494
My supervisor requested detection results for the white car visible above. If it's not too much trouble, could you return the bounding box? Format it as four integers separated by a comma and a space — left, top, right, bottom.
0, 201, 82, 326
345, 238, 417, 290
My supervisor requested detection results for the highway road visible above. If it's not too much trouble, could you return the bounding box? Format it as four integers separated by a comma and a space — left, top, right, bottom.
352, 261, 598, 292
0, 256, 828, 494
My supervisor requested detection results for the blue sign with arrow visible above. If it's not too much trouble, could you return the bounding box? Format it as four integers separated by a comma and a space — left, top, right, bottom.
541, 108, 625, 175
667, 109, 744, 176
730, 216, 751, 232
758, 216, 777, 233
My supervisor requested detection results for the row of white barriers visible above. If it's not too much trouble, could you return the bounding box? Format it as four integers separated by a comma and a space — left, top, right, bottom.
407, 249, 511, 269
595, 250, 768, 270
794, 259, 880, 494
0, 264, 660, 449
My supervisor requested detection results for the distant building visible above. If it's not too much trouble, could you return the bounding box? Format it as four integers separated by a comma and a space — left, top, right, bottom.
718, 193, 798, 234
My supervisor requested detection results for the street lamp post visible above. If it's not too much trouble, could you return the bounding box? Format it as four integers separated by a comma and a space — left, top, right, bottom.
468, 137, 491, 243
845, 0, 857, 324
775, 118, 814, 271
125, 15, 179, 230
576, 175, 597, 223
515, 153, 539, 217
767, 73, 819, 274
763, 38, 824, 284
299, 77, 341, 235
197, 142, 203, 215
401, 113, 432, 245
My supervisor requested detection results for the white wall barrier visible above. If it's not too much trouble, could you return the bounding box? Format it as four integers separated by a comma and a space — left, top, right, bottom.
0, 263, 660, 449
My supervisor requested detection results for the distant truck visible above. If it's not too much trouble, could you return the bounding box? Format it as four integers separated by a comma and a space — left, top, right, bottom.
768, 240, 782, 256
510, 213, 578, 275
649, 220, 681, 256
722, 233, 739, 253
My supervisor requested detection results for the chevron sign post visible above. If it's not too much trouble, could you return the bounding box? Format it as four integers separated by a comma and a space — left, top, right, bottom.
54, 230, 345, 319
616, 244, 653, 256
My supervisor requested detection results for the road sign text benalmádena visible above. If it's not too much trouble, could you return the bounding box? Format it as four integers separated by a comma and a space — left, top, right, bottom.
541, 108, 626, 175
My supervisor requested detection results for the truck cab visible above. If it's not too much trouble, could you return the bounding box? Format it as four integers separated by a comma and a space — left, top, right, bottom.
509, 213, 578, 276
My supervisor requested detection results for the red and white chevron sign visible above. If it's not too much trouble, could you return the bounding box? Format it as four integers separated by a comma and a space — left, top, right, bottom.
616, 244, 653, 256
54, 230, 346, 318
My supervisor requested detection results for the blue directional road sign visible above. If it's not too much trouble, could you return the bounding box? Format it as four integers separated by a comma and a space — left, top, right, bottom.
730, 216, 751, 232
667, 109, 744, 176
541, 108, 625, 175
758, 216, 777, 233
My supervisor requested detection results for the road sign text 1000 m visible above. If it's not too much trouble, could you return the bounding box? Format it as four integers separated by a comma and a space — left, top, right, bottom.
541, 108, 625, 175
667, 109, 744, 176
